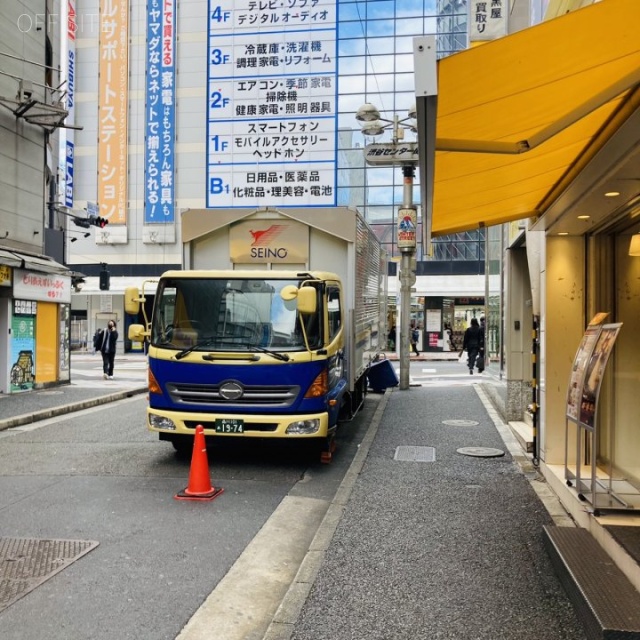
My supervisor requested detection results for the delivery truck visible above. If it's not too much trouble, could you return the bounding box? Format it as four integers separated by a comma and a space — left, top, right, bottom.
126, 207, 387, 461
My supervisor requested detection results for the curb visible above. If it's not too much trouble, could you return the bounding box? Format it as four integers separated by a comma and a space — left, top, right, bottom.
262, 387, 393, 640
0, 386, 149, 432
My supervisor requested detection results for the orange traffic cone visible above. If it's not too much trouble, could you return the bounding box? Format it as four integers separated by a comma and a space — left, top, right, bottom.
174, 425, 224, 501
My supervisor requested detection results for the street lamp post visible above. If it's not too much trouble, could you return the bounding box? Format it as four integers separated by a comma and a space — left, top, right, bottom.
356, 104, 418, 391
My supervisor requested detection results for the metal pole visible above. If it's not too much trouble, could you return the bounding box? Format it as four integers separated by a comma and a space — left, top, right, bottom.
398, 164, 416, 391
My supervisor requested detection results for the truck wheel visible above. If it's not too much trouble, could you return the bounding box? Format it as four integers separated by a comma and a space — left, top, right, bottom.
171, 435, 193, 458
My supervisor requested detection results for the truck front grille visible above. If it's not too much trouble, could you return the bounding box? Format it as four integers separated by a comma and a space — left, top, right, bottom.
166, 382, 300, 408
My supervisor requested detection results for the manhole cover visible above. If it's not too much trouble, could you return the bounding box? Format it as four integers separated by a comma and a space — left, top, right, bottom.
394, 446, 435, 462
442, 419, 479, 427
0, 538, 99, 613
457, 447, 505, 458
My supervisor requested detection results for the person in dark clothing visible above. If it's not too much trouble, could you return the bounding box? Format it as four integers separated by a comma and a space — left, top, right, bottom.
97, 320, 118, 379
388, 325, 396, 350
462, 317, 484, 374
410, 321, 420, 356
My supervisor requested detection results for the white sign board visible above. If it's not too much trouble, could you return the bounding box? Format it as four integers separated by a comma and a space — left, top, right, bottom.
206, 0, 338, 208
13, 270, 72, 304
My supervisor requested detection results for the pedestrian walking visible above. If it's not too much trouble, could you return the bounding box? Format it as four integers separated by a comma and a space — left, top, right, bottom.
462, 317, 483, 374
97, 320, 118, 380
410, 321, 420, 356
388, 325, 396, 350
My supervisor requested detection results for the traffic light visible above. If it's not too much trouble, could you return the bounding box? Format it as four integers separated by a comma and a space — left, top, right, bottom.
91, 216, 109, 228
72, 217, 91, 228
99, 268, 110, 291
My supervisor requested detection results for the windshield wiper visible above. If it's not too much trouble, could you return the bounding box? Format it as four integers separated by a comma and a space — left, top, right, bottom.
174, 336, 217, 360
250, 345, 290, 362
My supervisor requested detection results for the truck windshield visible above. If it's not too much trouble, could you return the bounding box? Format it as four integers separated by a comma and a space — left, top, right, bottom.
151, 277, 322, 353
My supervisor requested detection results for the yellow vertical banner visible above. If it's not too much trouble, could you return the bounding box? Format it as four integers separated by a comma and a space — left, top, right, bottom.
98, 0, 129, 225
35, 303, 58, 384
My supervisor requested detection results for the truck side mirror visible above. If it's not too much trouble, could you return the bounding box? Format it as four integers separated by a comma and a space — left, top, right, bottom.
297, 287, 317, 314
128, 324, 147, 342
125, 287, 141, 315
280, 285, 317, 314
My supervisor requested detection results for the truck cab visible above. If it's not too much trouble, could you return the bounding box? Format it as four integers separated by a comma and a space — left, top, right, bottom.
127, 270, 355, 461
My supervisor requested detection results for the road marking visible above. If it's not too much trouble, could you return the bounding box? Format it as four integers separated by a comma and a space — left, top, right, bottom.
176, 495, 329, 640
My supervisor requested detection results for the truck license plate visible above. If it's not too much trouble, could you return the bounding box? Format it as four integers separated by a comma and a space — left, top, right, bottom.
214, 418, 244, 434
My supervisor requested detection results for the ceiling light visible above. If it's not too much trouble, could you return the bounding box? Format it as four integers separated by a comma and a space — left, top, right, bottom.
557, 232, 569, 236
577, 215, 590, 220
629, 234, 640, 257
604, 191, 620, 197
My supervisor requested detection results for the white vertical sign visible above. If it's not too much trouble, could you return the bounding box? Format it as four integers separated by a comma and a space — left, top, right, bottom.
206, 0, 338, 208
470, 0, 508, 42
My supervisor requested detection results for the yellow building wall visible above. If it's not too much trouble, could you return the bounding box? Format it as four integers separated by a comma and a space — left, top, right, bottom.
541, 237, 585, 465
35, 302, 58, 383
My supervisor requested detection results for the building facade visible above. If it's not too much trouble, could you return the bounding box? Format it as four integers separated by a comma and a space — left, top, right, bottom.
65, 0, 491, 353
0, 0, 74, 393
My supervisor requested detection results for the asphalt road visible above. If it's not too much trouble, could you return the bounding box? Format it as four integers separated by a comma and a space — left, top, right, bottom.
0, 391, 379, 640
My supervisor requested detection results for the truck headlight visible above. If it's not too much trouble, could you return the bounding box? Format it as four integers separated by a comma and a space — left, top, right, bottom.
285, 419, 320, 435
149, 413, 176, 430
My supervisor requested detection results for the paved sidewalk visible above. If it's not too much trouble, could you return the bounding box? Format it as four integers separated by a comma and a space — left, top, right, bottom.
264, 385, 586, 640
0, 353, 148, 431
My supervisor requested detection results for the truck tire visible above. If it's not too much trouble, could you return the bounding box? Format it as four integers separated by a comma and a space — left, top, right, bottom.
170, 435, 193, 457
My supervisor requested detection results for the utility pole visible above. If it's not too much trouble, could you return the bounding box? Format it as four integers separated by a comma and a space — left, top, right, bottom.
356, 105, 419, 391
398, 165, 417, 390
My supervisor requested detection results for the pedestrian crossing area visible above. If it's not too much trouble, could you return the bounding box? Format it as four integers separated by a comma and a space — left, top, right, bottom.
400, 366, 489, 387
70, 359, 147, 389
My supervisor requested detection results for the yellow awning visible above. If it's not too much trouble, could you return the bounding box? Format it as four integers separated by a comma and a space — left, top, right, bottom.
430, 0, 640, 236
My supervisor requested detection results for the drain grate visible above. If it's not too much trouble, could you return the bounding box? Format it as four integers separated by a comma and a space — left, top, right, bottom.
442, 419, 479, 427
0, 537, 99, 613
394, 446, 435, 462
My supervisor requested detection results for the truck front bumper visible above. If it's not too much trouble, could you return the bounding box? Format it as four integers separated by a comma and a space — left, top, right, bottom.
146, 408, 331, 439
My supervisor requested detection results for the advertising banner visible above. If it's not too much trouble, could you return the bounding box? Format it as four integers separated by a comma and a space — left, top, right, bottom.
13, 270, 72, 304
98, 0, 129, 224
579, 323, 622, 429
206, 0, 338, 208
566, 313, 608, 422
10, 305, 36, 392
144, 0, 176, 224
470, 0, 507, 42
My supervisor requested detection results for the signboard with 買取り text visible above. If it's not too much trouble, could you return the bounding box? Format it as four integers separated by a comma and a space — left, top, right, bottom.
144, 0, 176, 224
470, 0, 507, 42
206, 0, 338, 208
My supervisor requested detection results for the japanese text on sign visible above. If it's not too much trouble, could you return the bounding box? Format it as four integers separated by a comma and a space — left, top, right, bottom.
13, 270, 72, 304
206, 0, 337, 208
98, 0, 129, 225
470, 0, 507, 41
145, 0, 176, 224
